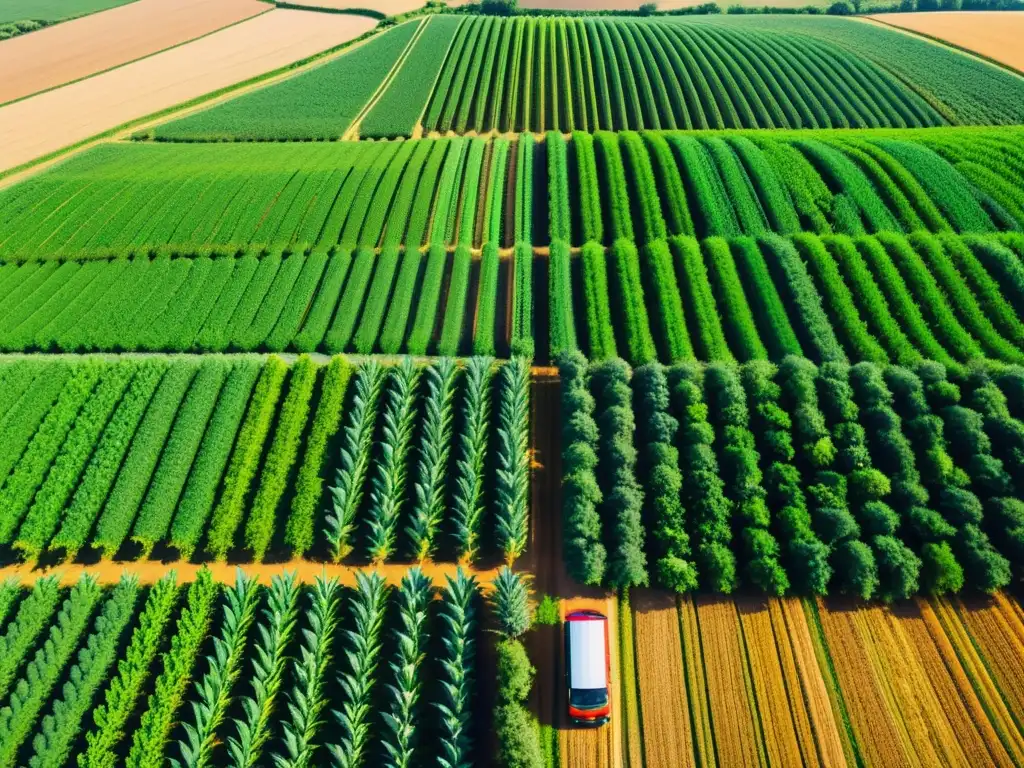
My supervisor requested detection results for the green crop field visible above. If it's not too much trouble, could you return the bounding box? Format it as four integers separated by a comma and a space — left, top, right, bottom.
0, 566, 497, 768
152, 15, 1024, 141
0, 355, 528, 564
0, 0, 136, 23
5, 6, 1024, 765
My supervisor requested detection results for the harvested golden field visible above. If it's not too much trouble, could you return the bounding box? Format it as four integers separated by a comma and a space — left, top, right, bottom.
812, 596, 1024, 768
951, 593, 1024, 726
868, 11, 1024, 74
0, 10, 375, 172
0, 0, 268, 105
632, 590, 695, 768
693, 596, 765, 766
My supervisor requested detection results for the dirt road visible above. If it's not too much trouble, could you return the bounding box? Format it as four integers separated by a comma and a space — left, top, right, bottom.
0, 0, 268, 105
867, 12, 1024, 74
0, 9, 375, 173
525, 372, 623, 768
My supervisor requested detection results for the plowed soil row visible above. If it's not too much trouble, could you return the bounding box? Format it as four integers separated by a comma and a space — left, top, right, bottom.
0, 0, 268, 105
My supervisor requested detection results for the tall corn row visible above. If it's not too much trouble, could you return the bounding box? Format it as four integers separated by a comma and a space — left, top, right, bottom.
325, 362, 386, 561
172, 570, 260, 768
407, 358, 458, 561
328, 572, 388, 768
272, 576, 341, 768
436, 570, 479, 768
495, 358, 531, 562
451, 358, 494, 563
227, 572, 301, 768
366, 360, 420, 563
381, 568, 432, 767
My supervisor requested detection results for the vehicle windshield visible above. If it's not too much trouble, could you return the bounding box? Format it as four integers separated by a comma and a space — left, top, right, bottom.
570, 687, 609, 709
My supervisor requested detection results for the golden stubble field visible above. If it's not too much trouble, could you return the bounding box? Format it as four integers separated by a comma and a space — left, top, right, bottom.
626, 590, 1024, 768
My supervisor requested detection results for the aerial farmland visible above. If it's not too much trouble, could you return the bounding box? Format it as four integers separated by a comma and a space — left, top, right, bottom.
2, 0, 1024, 765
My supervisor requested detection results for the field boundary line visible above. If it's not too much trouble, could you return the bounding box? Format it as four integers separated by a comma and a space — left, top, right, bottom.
0, 6, 274, 111
860, 16, 1024, 77
344, 16, 429, 140
0, 16, 432, 190
0, 557, 507, 587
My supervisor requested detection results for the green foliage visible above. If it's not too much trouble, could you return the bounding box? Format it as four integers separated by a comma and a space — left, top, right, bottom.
126, 569, 218, 768
365, 360, 420, 562
171, 571, 260, 768
534, 595, 561, 626
326, 362, 386, 561
451, 357, 493, 562
493, 567, 532, 638
286, 357, 352, 557
81, 573, 180, 768
206, 358, 288, 561
272, 576, 341, 768
328, 572, 389, 768
496, 360, 532, 562
226, 572, 301, 768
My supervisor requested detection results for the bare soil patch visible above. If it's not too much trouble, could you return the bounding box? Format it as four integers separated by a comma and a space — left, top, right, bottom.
0, 9, 375, 173
867, 11, 1024, 74
0, 0, 268, 105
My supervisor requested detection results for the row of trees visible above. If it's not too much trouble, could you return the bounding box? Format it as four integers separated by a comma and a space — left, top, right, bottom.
560, 353, 1024, 597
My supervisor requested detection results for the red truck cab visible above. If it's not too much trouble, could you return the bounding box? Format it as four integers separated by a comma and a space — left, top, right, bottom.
564, 610, 611, 726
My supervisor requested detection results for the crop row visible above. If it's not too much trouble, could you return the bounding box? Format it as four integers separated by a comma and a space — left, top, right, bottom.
4, 127, 1024, 261
0, 246, 519, 356
0, 566, 504, 768
146, 16, 1024, 141
0, 355, 529, 565
150, 20, 425, 142
561, 352, 1024, 600
554, 231, 1024, 368
417, 16, 944, 136
0, 229, 1020, 366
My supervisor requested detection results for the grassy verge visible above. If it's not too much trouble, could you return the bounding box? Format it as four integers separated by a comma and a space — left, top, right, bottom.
618, 589, 645, 767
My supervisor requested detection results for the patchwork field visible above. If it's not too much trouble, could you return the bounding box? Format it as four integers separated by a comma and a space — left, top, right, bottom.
0, 0, 269, 105
0, 355, 529, 565
869, 11, 1024, 76
0, 0, 137, 23
4, 4, 1024, 767
0, 10, 375, 173
151, 15, 1024, 140
628, 592, 1024, 768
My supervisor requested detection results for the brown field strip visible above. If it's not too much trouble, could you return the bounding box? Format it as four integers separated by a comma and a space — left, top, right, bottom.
0, 0, 268, 105
633, 590, 695, 768
0, 10, 375, 173
867, 11, 1024, 74
694, 596, 764, 766
913, 599, 1017, 766
814, 599, 915, 767
736, 598, 804, 767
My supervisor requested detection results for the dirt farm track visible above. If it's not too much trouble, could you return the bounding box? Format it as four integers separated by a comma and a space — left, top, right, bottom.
0, 9, 374, 173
